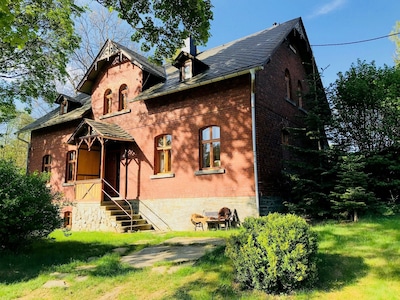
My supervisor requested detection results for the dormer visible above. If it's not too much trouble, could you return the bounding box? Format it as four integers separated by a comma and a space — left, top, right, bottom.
55, 94, 83, 115
173, 37, 209, 81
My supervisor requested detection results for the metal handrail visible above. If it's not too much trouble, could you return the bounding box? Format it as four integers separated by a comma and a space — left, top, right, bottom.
101, 179, 134, 231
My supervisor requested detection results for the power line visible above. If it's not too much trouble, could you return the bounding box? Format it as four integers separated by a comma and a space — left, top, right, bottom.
311, 32, 400, 47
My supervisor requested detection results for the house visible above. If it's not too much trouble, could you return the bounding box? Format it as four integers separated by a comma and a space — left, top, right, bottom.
19, 17, 326, 231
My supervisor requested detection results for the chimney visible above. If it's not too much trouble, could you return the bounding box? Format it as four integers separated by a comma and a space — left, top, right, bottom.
182, 36, 197, 56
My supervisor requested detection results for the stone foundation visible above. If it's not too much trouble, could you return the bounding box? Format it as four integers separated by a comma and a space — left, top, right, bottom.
133, 196, 258, 231
71, 202, 120, 232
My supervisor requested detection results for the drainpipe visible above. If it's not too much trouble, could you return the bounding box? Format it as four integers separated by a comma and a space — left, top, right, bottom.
250, 68, 260, 216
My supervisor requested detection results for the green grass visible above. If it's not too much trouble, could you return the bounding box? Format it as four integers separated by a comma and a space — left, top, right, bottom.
1, 216, 400, 299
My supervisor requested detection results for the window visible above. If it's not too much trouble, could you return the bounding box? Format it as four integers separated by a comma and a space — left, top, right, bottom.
285, 69, 292, 100
104, 89, 112, 114
66, 151, 76, 182
118, 84, 128, 111
181, 60, 192, 80
63, 211, 72, 228
282, 129, 290, 145
200, 126, 221, 169
60, 99, 68, 115
42, 155, 52, 173
155, 134, 172, 174
297, 80, 303, 108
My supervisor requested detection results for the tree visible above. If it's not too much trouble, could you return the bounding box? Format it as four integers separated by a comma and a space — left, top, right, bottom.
1, 0, 213, 122
97, 0, 213, 64
328, 60, 400, 154
0, 159, 61, 250
0, 0, 83, 122
390, 21, 400, 67
66, 4, 140, 92
329, 155, 377, 222
283, 69, 334, 220
0, 112, 33, 169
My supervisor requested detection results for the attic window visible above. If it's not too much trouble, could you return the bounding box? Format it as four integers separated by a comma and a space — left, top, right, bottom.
60, 99, 68, 115
182, 60, 192, 80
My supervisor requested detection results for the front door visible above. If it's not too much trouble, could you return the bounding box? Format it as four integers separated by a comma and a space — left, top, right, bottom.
104, 148, 120, 198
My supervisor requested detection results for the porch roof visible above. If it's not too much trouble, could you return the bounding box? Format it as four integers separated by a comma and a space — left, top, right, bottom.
67, 118, 135, 145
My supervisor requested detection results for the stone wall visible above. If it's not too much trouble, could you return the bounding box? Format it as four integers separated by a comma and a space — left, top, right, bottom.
133, 196, 258, 231
71, 202, 120, 232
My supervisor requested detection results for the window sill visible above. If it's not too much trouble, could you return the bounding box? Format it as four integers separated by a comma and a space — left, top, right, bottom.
62, 182, 75, 187
195, 169, 225, 176
299, 107, 308, 114
150, 173, 175, 179
285, 97, 297, 106
100, 108, 131, 120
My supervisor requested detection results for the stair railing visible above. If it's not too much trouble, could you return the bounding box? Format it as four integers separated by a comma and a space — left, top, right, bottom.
101, 179, 133, 232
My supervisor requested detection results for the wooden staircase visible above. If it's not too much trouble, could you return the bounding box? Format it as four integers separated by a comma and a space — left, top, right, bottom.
102, 199, 153, 232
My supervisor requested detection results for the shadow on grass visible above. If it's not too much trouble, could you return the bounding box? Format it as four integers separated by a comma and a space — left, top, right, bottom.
316, 253, 368, 291
164, 246, 241, 299
0, 239, 139, 284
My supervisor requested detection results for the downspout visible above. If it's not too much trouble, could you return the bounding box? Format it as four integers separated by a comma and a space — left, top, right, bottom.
17, 133, 30, 174
250, 68, 260, 216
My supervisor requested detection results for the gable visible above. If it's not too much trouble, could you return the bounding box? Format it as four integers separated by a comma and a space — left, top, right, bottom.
77, 40, 166, 95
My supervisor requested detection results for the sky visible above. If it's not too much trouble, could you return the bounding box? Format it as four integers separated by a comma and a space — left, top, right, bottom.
202, 0, 400, 87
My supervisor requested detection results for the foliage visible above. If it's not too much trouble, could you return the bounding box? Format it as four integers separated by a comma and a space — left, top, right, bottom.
97, 0, 213, 64
329, 155, 378, 221
0, 112, 33, 169
226, 213, 318, 294
0, 0, 83, 122
328, 60, 400, 153
390, 21, 400, 67
283, 70, 335, 219
0, 159, 61, 249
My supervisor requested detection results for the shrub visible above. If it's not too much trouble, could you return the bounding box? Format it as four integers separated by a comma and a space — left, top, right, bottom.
0, 159, 61, 250
225, 213, 318, 294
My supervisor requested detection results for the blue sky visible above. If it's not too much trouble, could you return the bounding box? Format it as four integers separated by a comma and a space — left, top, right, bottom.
203, 0, 400, 87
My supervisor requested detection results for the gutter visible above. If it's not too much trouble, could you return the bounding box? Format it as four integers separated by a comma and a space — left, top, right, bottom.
250, 68, 261, 216
134, 66, 264, 102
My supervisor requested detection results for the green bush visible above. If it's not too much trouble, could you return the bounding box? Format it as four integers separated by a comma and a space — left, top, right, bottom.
0, 159, 61, 250
225, 213, 318, 294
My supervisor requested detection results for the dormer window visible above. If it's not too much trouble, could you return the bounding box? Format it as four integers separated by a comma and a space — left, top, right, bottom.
60, 99, 68, 115
182, 61, 193, 80
173, 50, 208, 82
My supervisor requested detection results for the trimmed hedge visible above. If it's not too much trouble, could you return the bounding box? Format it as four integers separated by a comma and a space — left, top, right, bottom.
226, 213, 318, 294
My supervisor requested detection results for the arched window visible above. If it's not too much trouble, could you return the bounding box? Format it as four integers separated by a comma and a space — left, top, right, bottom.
118, 84, 128, 111
104, 89, 112, 114
200, 126, 221, 169
42, 155, 52, 173
65, 150, 76, 182
155, 134, 172, 174
63, 211, 72, 228
285, 69, 292, 100
297, 80, 303, 107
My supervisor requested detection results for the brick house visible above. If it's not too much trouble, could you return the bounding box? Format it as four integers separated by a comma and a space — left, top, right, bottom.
20, 17, 326, 231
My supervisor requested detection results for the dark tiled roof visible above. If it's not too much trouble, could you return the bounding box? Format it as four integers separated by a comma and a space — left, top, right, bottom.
18, 94, 92, 132
135, 18, 305, 100
68, 118, 135, 144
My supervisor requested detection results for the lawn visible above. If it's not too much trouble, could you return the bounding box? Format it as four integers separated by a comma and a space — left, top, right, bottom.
1, 215, 399, 299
